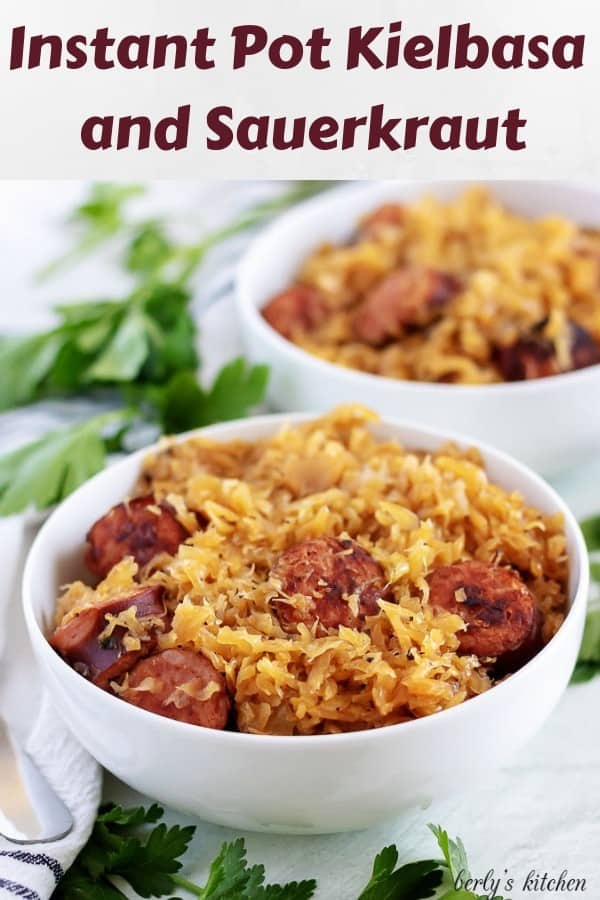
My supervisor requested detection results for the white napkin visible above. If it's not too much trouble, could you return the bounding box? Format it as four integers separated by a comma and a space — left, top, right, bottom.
0, 423, 102, 899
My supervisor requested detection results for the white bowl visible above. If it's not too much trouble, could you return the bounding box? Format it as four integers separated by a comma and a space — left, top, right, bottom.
23, 414, 588, 834
236, 180, 600, 476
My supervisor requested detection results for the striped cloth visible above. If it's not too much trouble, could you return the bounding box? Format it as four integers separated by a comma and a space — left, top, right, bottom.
0, 421, 102, 899
0, 698, 101, 899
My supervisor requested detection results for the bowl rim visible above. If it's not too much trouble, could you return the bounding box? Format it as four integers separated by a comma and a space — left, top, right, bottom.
236, 179, 600, 395
23, 411, 589, 747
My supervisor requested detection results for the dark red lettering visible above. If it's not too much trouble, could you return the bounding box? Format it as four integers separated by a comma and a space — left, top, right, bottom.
347, 25, 384, 69
404, 36, 434, 68
368, 104, 402, 150
455, 23, 488, 69
430, 116, 462, 150
191, 28, 216, 69
465, 115, 499, 149
154, 34, 190, 69
502, 107, 527, 149
155, 105, 190, 150
81, 115, 113, 150
10, 26, 25, 69
308, 116, 338, 149
117, 115, 152, 150
231, 25, 268, 68
552, 35, 585, 69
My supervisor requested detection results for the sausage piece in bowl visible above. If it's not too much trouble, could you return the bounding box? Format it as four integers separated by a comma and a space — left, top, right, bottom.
23, 407, 588, 832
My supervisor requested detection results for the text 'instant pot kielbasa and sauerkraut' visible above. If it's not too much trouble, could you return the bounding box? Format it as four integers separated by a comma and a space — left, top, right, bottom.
262, 188, 600, 384
49, 407, 568, 735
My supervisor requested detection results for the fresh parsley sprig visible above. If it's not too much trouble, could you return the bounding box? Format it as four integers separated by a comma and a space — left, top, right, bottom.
0, 355, 269, 516
39, 181, 329, 285
357, 845, 442, 900
38, 183, 146, 281
428, 824, 502, 900
55, 807, 501, 900
0, 282, 197, 412
572, 514, 600, 683
130, 359, 270, 435
0, 411, 132, 516
0, 181, 328, 515
54, 803, 316, 900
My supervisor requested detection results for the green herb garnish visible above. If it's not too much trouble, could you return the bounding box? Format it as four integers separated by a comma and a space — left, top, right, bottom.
54, 803, 316, 900
54, 807, 510, 900
572, 606, 600, 683
572, 513, 600, 683
0, 412, 130, 516
428, 824, 502, 899
0, 181, 330, 515
357, 845, 442, 899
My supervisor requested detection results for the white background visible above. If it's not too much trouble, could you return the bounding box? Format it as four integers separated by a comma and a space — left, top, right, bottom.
0, 1, 599, 178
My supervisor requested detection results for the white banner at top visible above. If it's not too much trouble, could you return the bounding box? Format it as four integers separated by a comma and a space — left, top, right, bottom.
0, 0, 598, 178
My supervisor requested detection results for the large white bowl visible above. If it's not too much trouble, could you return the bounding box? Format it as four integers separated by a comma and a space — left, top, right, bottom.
236, 180, 600, 476
23, 414, 588, 834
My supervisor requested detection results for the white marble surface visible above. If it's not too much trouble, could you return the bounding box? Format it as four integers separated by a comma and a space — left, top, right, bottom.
1, 182, 599, 899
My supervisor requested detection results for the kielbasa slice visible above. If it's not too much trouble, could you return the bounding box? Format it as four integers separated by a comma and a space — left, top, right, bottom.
353, 266, 459, 346
427, 560, 542, 672
571, 322, 600, 370
261, 285, 329, 340
50, 585, 167, 687
85, 495, 190, 579
495, 333, 559, 381
120, 648, 230, 729
495, 321, 600, 381
271, 537, 389, 634
358, 203, 405, 238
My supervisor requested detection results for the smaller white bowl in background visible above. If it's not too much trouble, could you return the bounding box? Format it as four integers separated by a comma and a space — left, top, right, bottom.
236, 180, 600, 476
23, 414, 588, 834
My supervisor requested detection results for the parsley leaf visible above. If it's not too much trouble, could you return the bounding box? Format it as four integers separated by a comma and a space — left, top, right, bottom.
580, 515, 600, 552
428, 825, 470, 884
82, 308, 152, 383
571, 514, 600, 684
97, 803, 164, 828
0, 282, 199, 412
133, 360, 269, 434
357, 844, 442, 900
572, 607, 600, 683
55, 804, 315, 900
429, 824, 505, 900
171, 836, 317, 900
55, 802, 193, 900
0, 412, 129, 515
125, 220, 174, 276
0, 331, 66, 411
0, 357, 268, 515
199, 359, 270, 426
39, 184, 145, 280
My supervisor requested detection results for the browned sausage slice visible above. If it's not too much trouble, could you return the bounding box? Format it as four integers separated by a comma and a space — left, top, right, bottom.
271, 537, 389, 634
85, 495, 190, 579
495, 321, 600, 381
358, 203, 405, 238
353, 266, 459, 346
120, 648, 230, 729
571, 322, 600, 370
261, 285, 329, 340
495, 333, 559, 381
427, 560, 541, 672
49, 585, 167, 687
